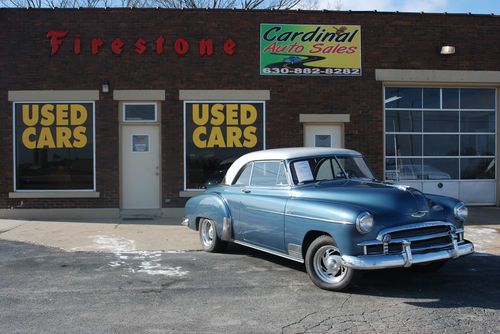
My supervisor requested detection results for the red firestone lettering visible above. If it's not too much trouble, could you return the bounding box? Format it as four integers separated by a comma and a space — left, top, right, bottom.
174, 38, 189, 56
46, 30, 236, 57
74, 34, 81, 55
91, 38, 104, 55
199, 39, 214, 57
135, 38, 147, 55
223, 38, 236, 55
47, 30, 68, 55
111, 38, 124, 55
156, 35, 165, 55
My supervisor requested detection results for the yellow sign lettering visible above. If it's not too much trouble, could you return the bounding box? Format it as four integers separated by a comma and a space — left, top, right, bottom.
72, 126, 87, 148
243, 126, 257, 148
22, 104, 39, 126
21, 127, 37, 149
207, 127, 225, 148
240, 104, 257, 125
192, 104, 209, 126
226, 127, 243, 148
192, 126, 207, 148
36, 127, 56, 148
56, 127, 73, 148
225, 104, 239, 125
210, 104, 225, 126
71, 104, 88, 125
56, 104, 69, 125
40, 104, 55, 126
189, 103, 260, 149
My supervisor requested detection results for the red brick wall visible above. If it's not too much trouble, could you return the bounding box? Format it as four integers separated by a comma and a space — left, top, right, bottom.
0, 9, 499, 208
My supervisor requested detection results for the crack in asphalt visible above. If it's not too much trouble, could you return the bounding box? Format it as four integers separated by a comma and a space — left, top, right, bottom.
281, 311, 319, 334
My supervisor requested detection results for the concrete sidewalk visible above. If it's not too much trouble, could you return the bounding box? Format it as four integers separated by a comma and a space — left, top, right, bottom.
0, 218, 201, 253
0, 207, 498, 254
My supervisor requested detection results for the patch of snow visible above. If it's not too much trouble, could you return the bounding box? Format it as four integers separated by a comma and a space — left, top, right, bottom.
71, 235, 137, 252
71, 235, 189, 277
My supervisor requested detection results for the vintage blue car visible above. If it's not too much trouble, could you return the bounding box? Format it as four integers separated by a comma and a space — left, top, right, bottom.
182, 148, 474, 291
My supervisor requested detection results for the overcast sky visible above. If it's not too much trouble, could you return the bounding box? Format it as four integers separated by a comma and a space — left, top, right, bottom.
317, 0, 499, 14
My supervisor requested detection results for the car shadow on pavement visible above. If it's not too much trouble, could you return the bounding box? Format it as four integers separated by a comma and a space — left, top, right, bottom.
224, 243, 306, 272
348, 254, 500, 310
224, 244, 500, 310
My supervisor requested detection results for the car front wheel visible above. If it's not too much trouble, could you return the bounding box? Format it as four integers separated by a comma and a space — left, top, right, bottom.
305, 235, 358, 291
199, 218, 227, 252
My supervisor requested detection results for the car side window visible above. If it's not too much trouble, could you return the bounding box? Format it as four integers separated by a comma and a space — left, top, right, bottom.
276, 162, 289, 186
315, 158, 345, 180
250, 161, 283, 187
331, 159, 346, 178
233, 163, 253, 186
316, 159, 333, 180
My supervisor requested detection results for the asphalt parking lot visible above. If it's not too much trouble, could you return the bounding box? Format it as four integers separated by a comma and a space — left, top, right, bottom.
0, 240, 499, 333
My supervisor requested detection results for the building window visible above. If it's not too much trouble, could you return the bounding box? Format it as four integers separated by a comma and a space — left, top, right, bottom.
184, 101, 265, 189
13, 102, 95, 191
123, 103, 157, 122
384, 87, 496, 181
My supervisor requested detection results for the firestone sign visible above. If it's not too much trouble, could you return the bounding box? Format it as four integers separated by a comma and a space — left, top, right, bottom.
47, 30, 237, 56
260, 24, 362, 76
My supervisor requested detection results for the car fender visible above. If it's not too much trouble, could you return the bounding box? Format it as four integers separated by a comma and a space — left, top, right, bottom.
185, 193, 232, 240
285, 198, 365, 256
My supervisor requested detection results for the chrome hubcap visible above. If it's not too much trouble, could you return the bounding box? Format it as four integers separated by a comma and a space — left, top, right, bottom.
313, 245, 348, 284
200, 219, 215, 247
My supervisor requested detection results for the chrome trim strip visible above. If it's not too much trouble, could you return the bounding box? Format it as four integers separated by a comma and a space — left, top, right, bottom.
248, 207, 285, 216
285, 212, 353, 225
361, 242, 457, 255
412, 242, 454, 252
410, 211, 429, 218
233, 240, 304, 263
402, 240, 413, 267
359, 231, 452, 246
181, 217, 189, 227
376, 221, 454, 241
342, 241, 474, 270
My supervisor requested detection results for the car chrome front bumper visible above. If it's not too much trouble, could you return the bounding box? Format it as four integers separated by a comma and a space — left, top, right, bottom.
341, 240, 474, 270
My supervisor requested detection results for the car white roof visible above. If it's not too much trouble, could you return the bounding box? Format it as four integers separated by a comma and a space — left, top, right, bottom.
223, 147, 361, 185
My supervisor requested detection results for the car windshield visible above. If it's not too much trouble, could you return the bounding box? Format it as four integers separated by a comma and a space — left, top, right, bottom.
290, 155, 375, 185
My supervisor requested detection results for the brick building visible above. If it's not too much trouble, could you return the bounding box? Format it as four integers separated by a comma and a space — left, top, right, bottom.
0, 8, 499, 219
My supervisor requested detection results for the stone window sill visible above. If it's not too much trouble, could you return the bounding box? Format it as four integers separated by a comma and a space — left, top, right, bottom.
9, 191, 100, 199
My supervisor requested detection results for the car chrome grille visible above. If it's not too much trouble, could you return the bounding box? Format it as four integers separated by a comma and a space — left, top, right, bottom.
361, 222, 460, 256
389, 226, 450, 239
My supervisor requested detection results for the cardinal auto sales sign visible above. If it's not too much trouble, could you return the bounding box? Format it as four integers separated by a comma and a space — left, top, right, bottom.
260, 24, 361, 76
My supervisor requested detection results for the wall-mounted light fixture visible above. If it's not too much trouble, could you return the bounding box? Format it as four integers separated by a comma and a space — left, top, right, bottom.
102, 81, 110, 93
440, 46, 456, 55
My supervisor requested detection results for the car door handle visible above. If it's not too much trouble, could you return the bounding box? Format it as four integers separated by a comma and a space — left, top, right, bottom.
242, 189, 251, 194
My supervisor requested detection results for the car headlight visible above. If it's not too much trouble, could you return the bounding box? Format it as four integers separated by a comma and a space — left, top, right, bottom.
356, 212, 374, 234
454, 202, 468, 222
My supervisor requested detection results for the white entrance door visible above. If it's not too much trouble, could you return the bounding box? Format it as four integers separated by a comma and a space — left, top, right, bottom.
304, 124, 343, 148
121, 125, 160, 209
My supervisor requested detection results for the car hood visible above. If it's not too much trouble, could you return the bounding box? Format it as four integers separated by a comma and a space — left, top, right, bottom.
293, 179, 430, 215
